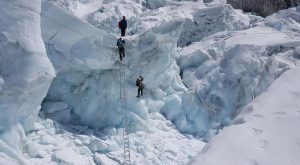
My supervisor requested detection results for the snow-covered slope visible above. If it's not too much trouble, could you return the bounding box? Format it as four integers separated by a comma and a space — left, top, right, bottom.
190, 65, 300, 165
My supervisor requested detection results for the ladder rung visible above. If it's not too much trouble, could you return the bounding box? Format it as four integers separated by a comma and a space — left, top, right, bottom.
120, 67, 131, 165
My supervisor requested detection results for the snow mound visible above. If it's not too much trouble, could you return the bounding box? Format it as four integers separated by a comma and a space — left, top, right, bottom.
26, 112, 205, 164
53, 148, 93, 165
94, 153, 118, 165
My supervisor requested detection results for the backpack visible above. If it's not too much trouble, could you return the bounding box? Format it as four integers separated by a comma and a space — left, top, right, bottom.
118, 21, 121, 28
141, 83, 145, 89
117, 39, 125, 48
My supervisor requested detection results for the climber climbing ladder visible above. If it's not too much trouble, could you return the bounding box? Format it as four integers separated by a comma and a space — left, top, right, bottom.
119, 67, 131, 165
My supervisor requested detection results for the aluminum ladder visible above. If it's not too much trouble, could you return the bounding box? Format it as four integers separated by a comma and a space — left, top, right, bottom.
119, 67, 131, 165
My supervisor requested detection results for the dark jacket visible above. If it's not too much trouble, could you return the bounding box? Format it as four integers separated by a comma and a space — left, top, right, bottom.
119, 19, 127, 29
117, 38, 125, 48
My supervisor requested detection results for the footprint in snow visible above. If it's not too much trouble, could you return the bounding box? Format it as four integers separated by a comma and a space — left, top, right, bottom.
248, 159, 259, 165
253, 114, 264, 119
251, 128, 263, 136
271, 112, 286, 119
231, 117, 246, 125
296, 110, 300, 117
165, 150, 177, 156
255, 139, 268, 149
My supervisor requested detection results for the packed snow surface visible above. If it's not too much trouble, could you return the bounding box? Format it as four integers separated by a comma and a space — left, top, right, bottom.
0, 0, 300, 164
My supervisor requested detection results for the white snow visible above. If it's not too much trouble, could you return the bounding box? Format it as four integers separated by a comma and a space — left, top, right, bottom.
94, 153, 118, 165
176, 10, 300, 135
178, 4, 251, 47
190, 66, 300, 165
36, 3, 206, 163
0, 0, 55, 131
0, 0, 300, 164
24, 142, 45, 158
53, 148, 93, 165
41, 1, 188, 130
0, 0, 55, 164
225, 26, 297, 47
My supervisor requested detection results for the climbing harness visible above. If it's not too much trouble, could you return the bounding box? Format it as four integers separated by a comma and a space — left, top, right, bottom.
119, 67, 131, 165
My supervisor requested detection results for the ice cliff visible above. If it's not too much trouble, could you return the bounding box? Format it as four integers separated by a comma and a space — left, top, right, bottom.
41, 1, 186, 130
0, 0, 55, 164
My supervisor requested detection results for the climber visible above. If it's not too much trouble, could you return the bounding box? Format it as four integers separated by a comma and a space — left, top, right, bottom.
136, 76, 144, 97
117, 37, 125, 61
118, 16, 127, 37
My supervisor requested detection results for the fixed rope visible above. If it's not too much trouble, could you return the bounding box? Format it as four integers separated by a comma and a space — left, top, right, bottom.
119, 67, 131, 165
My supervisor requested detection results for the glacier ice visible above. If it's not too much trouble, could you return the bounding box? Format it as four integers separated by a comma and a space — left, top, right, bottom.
0, 0, 55, 164
190, 66, 300, 165
41, 1, 188, 130
37, 1, 300, 164
94, 153, 119, 165
0, 0, 300, 164
0, 0, 55, 132
178, 4, 251, 47
176, 25, 300, 134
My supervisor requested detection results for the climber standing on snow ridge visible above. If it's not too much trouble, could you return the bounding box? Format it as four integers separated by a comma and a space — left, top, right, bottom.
118, 16, 127, 37
136, 76, 144, 97
117, 37, 125, 61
